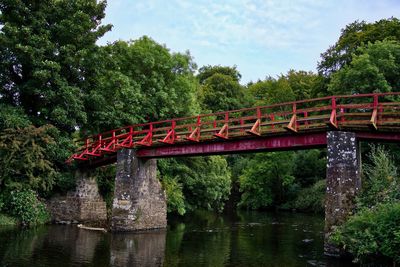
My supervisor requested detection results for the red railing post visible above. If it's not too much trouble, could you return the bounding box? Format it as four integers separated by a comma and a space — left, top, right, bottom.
304, 111, 309, 128
329, 97, 338, 128
112, 131, 115, 150
371, 94, 379, 130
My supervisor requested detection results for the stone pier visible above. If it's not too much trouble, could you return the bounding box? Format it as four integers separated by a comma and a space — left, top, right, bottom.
325, 131, 361, 256
111, 149, 167, 231
47, 170, 107, 224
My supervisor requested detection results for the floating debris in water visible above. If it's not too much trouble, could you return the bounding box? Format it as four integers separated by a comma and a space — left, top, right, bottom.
302, 238, 314, 243
248, 222, 263, 227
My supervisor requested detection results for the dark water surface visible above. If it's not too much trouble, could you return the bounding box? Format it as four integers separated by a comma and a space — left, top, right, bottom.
0, 211, 361, 267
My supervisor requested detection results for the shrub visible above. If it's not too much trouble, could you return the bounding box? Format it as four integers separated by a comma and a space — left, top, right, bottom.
293, 179, 325, 213
357, 145, 400, 208
5, 189, 50, 226
162, 176, 186, 215
331, 202, 400, 263
0, 213, 17, 226
0, 125, 57, 194
332, 146, 400, 263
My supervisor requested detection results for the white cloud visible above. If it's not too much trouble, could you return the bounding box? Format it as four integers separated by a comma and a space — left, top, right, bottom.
100, 0, 400, 83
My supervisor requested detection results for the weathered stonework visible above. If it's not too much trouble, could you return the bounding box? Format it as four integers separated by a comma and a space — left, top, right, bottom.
47, 170, 107, 225
111, 149, 167, 231
325, 131, 361, 256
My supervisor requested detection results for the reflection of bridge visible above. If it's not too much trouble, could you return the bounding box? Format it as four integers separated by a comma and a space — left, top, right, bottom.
70, 92, 400, 164
68, 92, 400, 256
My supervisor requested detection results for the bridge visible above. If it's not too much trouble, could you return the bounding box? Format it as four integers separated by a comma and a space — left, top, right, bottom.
67, 92, 400, 255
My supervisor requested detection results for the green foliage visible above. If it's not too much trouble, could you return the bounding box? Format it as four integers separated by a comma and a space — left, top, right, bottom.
0, 104, 31, 129
284, 70, 322, 100
197, 65, 242, 84
0, 213, 17, 226
95, 165, 116, 213
292, 180, 325, 213
331, 146, 400, 262
161, 176, 186, 215
293, 150, 326, 187
0, 0, 111, 132
197, 65, 251, 113
0, 125, 57, 193
328, 40, 400, 95
3, 189, 50, 226
318, 18, 400, 76
357, 145, 400, 208
159, 156, 231, 213
248, 77, 295, 106
84, 37, 200, 133
331, 203, 400, 263
239, 152, 296, 209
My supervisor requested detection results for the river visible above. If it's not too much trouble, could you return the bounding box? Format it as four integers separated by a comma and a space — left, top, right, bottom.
0, 211, 375, 266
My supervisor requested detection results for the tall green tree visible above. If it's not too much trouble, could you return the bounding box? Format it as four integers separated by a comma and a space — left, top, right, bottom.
248, 77, 295, 106
84, 37, 200, 133
0, 0, 111, 132
197, 65, 241, 84
198, 65, 251, 113
328, 40, 400, 95
318, 18, 400, 76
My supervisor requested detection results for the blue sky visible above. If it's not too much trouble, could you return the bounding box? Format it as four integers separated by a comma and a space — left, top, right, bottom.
99, 0, 400, 84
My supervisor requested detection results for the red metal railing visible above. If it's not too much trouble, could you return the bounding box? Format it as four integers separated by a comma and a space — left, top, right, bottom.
68, 92, 400, 162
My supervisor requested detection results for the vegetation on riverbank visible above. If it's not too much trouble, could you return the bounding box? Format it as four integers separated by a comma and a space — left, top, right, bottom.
331, 146, 400, 263
0, 1, 400, 263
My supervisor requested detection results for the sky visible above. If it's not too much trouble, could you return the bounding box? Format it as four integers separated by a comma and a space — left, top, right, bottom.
99, 0, 400, 84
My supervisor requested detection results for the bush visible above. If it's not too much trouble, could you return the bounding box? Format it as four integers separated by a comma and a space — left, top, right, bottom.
158, 156, 231, 213
332, 146, 400, 263
292, 179, 325, 213
161, 176, 186, 215
331, 202, 400, 263
4, 189, 50, 226
357, 145, 400, 208
0, 213, 17, 226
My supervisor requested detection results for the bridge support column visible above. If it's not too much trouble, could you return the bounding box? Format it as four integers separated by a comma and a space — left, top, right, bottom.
111, 149, 167, 231
325, 131, 361, 256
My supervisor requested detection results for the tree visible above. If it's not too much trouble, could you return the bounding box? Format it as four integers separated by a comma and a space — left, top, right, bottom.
239, 152, 296, 209
158, 156, 231, 213
197, 65, 241, 84
0, 125, 57, 193
248, 77, 295, 106
0, 0, 111, 132
318, 18, 400, 76
328, 40, 400, 95
84, 37, 200, 133
197, 65, 251, 113
285, 70, 323, 100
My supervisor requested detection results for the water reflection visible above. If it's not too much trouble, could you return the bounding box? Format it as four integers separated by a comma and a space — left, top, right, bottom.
111, 230, 166, 267
0, 211, 388, 267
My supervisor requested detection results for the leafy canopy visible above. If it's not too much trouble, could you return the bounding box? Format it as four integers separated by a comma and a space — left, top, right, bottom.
0, 0, 111, 132
328, 40, 400, 95
318, 18, 400, 76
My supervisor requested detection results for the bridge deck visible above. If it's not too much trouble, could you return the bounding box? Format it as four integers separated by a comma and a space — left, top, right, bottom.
68, 92, 400, 166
